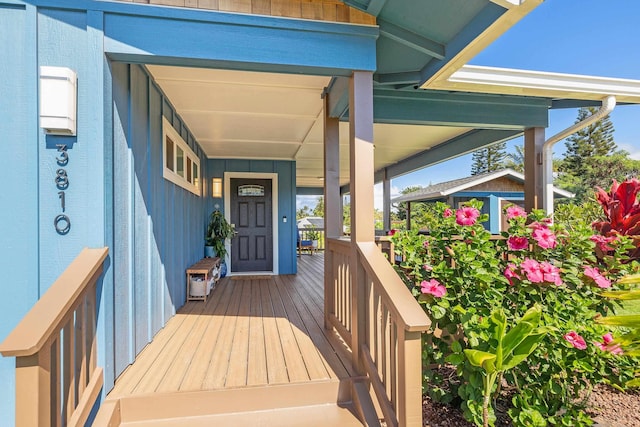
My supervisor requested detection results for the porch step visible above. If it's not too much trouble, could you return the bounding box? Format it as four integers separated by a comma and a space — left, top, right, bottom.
119, 403, 364, 427
97, 379, 374, 426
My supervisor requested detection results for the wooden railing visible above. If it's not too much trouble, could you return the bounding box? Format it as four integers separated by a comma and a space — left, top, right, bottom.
325, 238, 430, 427
325, 238, 352, 343
0, 248, 109, 427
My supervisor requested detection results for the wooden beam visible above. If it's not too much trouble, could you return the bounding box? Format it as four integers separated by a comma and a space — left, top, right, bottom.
378, 18, 445, 59
382, 169, 391, 232
524, 127, 544, 212
325, 77, 350, 118
374, 71, 421, 86
349, 71, 374, 374
372, 88, 550, 128
382, 129, 522, 180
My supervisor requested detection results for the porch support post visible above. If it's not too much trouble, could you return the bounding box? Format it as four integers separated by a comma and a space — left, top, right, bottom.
524, 127, 544, 212
323, 89, 341, 329
406, 202, 412, 231
349, 71, 374, 373
382, 169, 391, 232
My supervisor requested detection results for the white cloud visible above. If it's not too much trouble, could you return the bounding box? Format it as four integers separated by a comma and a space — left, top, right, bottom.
374, 182, 401, 211
618, 142, 640, 160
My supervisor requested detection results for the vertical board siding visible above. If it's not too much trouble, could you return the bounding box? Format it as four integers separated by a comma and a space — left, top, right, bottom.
0, 5, 37, 426
206, 159, 296, 274
112, 64, 206, 381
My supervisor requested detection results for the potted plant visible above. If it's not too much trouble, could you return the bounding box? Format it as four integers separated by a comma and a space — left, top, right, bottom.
205, 210, 235, 259
307, 226, 321, 249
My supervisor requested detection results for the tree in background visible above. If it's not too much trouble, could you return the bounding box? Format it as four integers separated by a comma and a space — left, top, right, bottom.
296, 205, 312, 220
312, 196, 324, 217
554, 108, 640, 203
504, 144, 525, 173
470, 141, 507, 175
561, 107, 616, 177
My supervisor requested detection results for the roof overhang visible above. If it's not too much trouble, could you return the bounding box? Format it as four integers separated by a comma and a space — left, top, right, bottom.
425, 65, 640, 105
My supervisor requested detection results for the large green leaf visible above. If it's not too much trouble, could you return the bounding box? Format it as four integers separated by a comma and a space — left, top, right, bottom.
501, 306, 541, 362
617, 274, 640, 285
502, 332, 545, 370
464, 349, 497, 374
600, 290, 640, 300
596, 314, 640, 328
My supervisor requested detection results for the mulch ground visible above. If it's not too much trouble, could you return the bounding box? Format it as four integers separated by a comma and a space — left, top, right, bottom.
422, 385, 640, 427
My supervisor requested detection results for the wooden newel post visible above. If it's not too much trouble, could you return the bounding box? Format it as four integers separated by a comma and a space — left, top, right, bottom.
15, 349, 52, 427
349, 70, 374, 373
397, 330, 423, 427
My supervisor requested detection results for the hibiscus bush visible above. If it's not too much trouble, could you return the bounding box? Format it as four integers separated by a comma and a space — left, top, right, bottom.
391, 199, 639, 426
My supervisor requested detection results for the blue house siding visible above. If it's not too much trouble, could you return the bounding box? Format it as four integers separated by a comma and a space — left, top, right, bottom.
208, 159, 297, 275
111, 62, 208, 381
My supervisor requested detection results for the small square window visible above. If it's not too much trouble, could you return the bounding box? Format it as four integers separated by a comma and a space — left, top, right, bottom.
176, 146, 184, 178
165, 137, 174, 171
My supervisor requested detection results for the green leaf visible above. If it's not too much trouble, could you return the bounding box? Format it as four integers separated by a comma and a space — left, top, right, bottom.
464, 349, 497, 373
601, 290, 640, 300
431, 305, 447, 319
596, 314, 640, 327
617, 274, 640, 285
445, 353, 465, 365
502, 333, 545, 370
451, 340, 463, 353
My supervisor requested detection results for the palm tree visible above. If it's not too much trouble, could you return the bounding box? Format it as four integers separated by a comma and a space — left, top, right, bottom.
504, 144, 525, 173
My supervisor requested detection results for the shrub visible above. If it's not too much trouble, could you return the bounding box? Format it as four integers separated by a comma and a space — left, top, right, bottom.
392, 199, 639, 426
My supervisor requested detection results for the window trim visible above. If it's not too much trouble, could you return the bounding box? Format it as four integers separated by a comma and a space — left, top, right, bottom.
162, 117, 200, 196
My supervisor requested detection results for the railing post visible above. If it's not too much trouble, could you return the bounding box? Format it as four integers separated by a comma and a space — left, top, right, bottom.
349, 70, 374, 373
397, 330, 423, 427
324, 88, 341, 330
15, 348, 52, 427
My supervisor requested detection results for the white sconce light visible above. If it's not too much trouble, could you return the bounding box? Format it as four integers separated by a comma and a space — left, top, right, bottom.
40, 66, 77, 136
212, 178, 223, 198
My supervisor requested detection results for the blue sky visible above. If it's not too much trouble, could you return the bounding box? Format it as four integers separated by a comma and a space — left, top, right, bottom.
298, 1, 640, 211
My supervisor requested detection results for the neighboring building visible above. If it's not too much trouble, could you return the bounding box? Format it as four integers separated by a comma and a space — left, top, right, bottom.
392, 169, 574, 233
3, 1, 640, 426
297, 217, 325, 230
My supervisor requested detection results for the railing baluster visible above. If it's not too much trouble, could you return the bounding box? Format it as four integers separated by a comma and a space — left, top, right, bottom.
0, 248, 108, 427
62, 315, 75, 425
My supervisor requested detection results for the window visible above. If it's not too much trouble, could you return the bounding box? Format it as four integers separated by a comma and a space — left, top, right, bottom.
163, 117, 200, 196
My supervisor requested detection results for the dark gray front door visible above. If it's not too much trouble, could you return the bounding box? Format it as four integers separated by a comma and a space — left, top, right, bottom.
230, 178, 273, 272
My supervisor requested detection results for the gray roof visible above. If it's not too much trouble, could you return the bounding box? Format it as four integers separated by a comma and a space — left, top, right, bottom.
392, 169, 574, 203
297, 217, 324, 229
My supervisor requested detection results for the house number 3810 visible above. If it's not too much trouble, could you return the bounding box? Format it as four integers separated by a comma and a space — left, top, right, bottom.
54, 144, 70, 235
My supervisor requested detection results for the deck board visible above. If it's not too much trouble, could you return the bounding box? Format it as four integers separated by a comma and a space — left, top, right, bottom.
108, 253, 351, 399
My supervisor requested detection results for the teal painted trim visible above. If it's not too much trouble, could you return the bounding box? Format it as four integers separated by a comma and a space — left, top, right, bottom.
326, 77, 350, 119
456, 192, 523, 198
297, 187, 324, 196
374, 71, 421, 86
372, 88, 550, 128
488, 195, 500, 234
419, 2, 504, 85
378, 19, 445, 59
382, 129, 522, 179
343, 0, 386, 16
103, 11, 377, 75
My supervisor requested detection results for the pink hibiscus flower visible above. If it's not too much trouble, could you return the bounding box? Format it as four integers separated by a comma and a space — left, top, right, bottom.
506, 205, 527, 220
540, 261, 563, 286
420, 279, 446, 298
521, 258, 544, 283
564, 331, 587, 350
507, 236, 529, 251
388, 229, 397, 236
456, 207, 480, 226
532, 227, 557, 249
423, 264, 432, 271
590, 235, 617, 252
594, 333, 624, 355
443, 208, 453, 218
423, 240, 430, 249
583, 266, 612, 289
504, 263, 520, 285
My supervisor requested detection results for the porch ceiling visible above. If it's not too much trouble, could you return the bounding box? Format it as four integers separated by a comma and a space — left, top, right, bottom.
147, 65, 471, 187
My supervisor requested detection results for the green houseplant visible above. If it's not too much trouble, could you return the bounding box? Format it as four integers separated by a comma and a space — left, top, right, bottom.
205, 210, 235, 259
307, 225, 321, 248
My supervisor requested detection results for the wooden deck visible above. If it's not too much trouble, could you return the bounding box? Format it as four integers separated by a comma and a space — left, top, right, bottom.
104, 253, 363, 425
